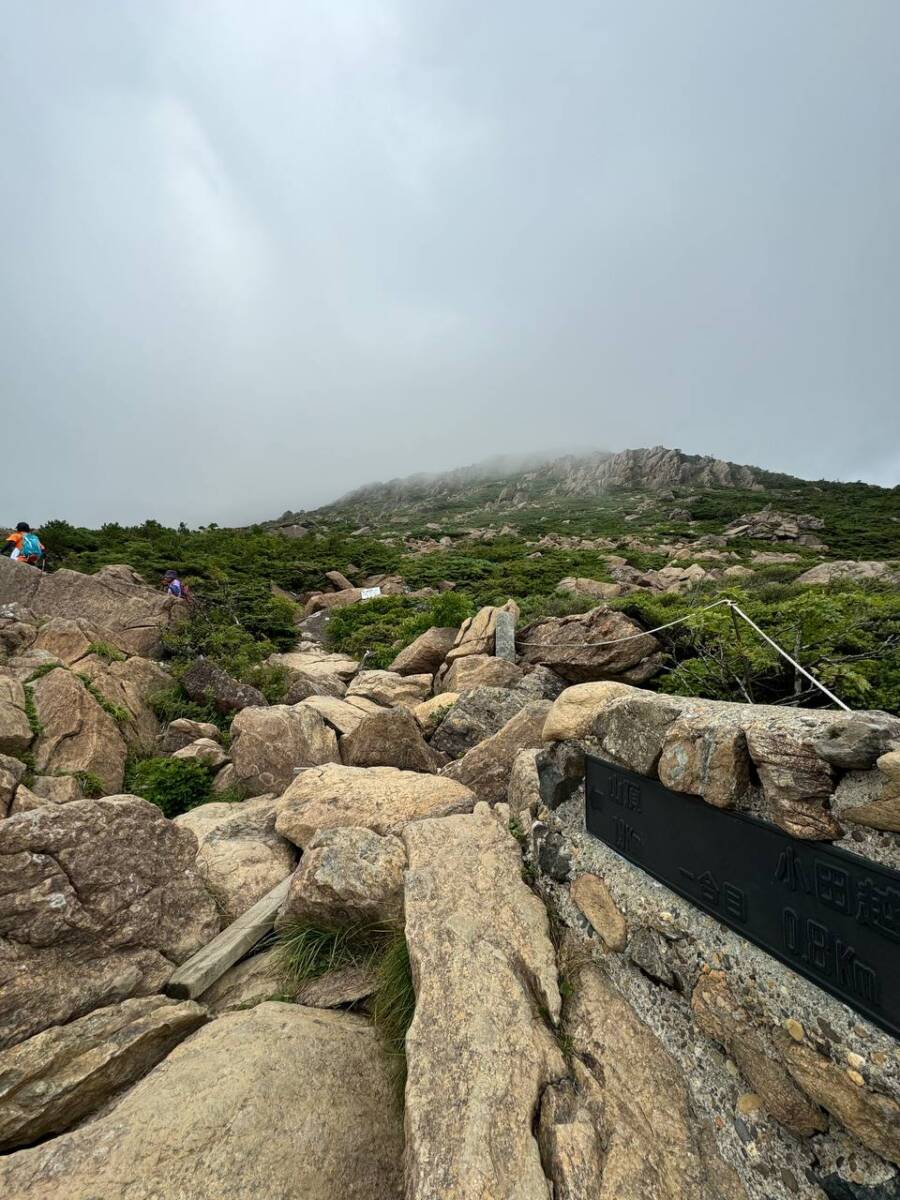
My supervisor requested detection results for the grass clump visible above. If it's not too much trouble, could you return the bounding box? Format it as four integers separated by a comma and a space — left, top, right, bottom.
22, 684, 44, 739
86, 640, 126, 663
77, 675, 131, 725
125, 756, 214, 818
276, 919, 416, 1097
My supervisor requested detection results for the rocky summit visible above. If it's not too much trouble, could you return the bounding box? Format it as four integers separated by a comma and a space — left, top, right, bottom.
0, 445, 898, 1199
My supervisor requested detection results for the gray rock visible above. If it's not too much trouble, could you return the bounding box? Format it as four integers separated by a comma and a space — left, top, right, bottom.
515, 666, 569, 701
442, 701, 552, 805
517, 606, 664, 684
0, 995, 206, 1151
276, 825, 406, 929
814, 713, 900, 771
340, 706, 441, 773
431, 685, 528, 758
182, 658, 267, 715
597, 694, 683, 776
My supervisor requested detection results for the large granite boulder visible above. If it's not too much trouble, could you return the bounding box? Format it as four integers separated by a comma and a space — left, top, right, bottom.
340, 707, 441, 773
439, 653, 524, 694
284, 669, 348, 702
0, 1003, 404, 1200
182, 658, 266, 715
0, 673, 31, 756
0, 753, 26, 817
0, 796, 219, 1049
268, 648, 359, 683
30, 667, 128, 793
175, 795, 297, 923
0, 557, 182, 657
517, 606, 663, 684
543, 681, 637, 741
389, 626, 458, 675
229, 703, 339, 795
346, 669, 432, 710
430, 685, 529, 758
0, 995, 206, 1151
159, 717, 221, 753
275, 763, 476, 847
403, 806, 565, 1200
76, 654, 170, 750
297, 694, 381, 735
443, 701, 552, 805
275, 825, 406, 929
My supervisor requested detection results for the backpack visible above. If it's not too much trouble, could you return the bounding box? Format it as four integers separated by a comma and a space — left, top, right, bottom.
20, 532, 43, 561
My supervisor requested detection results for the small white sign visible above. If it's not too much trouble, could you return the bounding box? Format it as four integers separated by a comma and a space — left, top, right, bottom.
360, 586, 382, 600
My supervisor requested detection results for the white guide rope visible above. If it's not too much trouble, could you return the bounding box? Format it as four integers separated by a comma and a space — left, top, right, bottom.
517, 597, 850, 711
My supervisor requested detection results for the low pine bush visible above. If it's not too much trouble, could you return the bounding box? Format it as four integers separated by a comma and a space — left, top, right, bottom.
126, 756, 214, 818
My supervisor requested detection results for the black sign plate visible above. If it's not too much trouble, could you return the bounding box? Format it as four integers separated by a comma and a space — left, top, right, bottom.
585, 755, 900, 1038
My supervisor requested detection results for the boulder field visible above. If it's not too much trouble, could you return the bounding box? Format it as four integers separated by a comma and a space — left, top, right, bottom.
0, 567, 899, 1199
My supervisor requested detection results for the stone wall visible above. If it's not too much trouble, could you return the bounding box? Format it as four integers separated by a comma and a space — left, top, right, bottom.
519, 688, 900, 1200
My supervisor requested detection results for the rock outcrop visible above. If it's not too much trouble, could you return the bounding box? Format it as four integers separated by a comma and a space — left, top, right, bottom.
517, 606, 663, 684
0, 1003, 404, 1200
723, 508, 825, 545
30, 667, 128, 795
403, 806, 565, 1200
275, 763, 476, 846
0, 796, 219, 1049
0, 557, 182, 657
795, 560, 900, 586
175, 795, 297, 923
0, 995, 206, 1151
229, 703, 339, 795
276, 825, 406, 928
442, 701, 552, 804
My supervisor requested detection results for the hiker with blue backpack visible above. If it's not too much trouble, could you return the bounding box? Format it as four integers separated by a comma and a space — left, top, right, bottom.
2, 523, 46, 566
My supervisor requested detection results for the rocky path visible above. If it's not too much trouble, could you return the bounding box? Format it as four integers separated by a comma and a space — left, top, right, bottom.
1, 561, 899, 1199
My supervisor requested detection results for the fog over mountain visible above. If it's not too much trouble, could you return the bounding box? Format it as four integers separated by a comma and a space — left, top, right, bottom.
1, 1, 899, 528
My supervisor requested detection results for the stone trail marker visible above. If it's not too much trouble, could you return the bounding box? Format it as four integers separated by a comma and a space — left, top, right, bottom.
585, 755, 900, 1038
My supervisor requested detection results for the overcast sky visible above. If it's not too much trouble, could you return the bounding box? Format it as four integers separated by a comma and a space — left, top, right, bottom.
1, 1, 899, 527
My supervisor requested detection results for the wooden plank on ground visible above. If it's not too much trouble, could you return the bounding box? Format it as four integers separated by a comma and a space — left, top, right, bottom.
165, 877, 291, 1000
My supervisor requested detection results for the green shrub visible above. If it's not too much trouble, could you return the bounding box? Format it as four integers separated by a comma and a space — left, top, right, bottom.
240, 661, 291, 704
148, 685, 227, 731
74, 770, 106, 798
125, 756, 214, 818
326, 592, 476, 669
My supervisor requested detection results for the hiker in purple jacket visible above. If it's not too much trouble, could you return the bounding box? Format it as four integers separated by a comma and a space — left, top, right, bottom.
161, 569, 183, 598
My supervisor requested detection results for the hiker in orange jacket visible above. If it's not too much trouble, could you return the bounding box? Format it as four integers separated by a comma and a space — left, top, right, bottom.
2, 523, 45, 565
